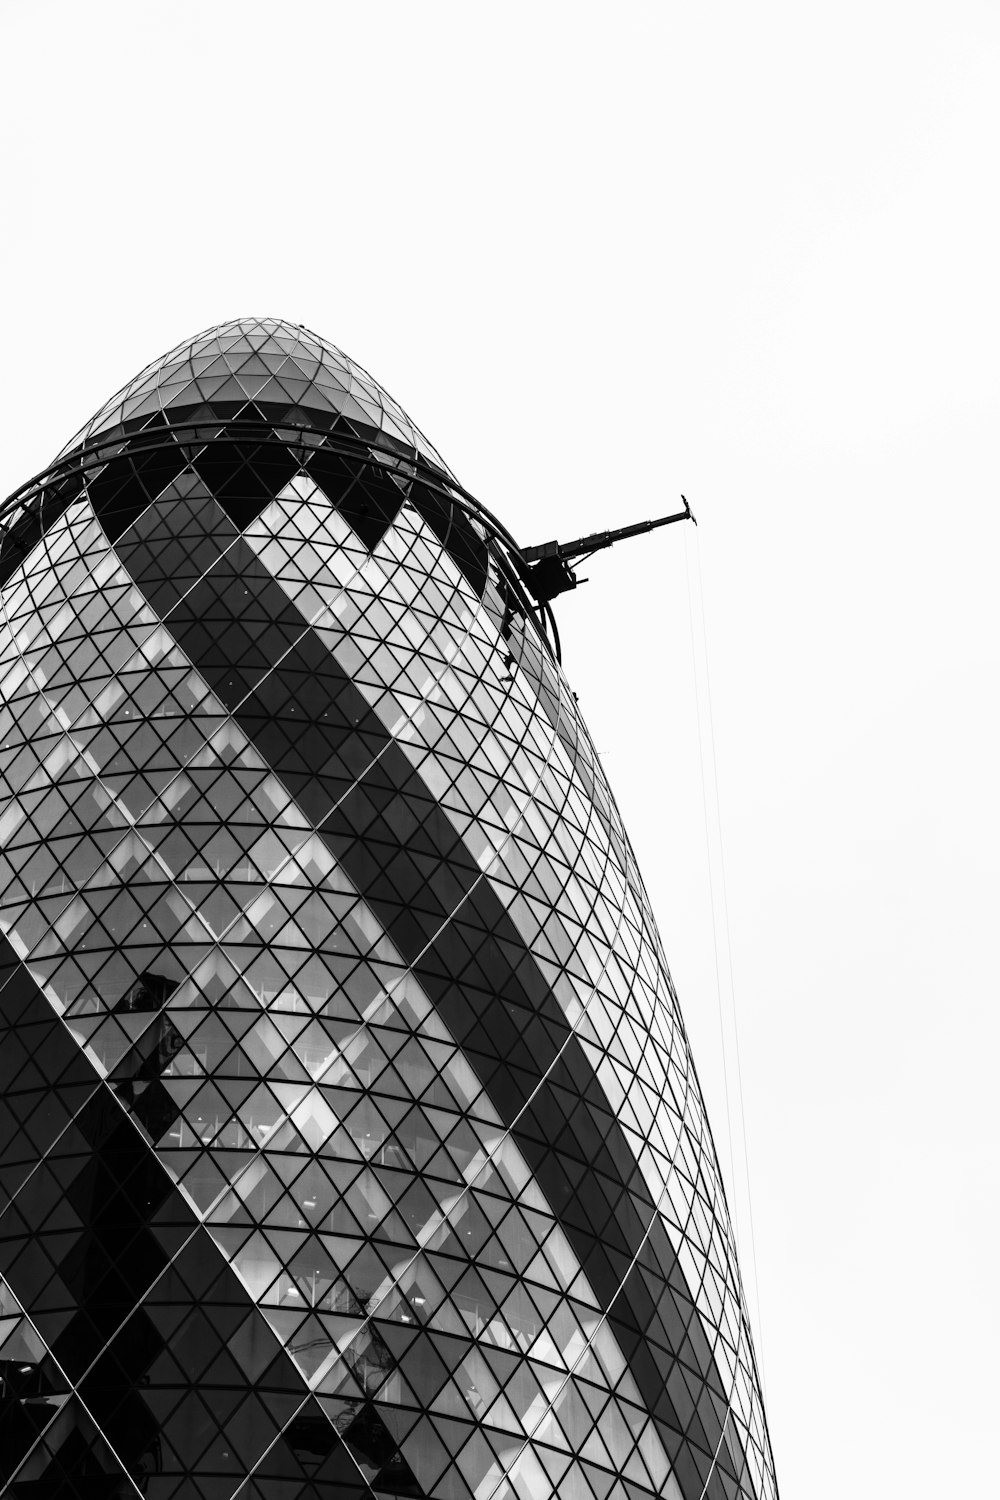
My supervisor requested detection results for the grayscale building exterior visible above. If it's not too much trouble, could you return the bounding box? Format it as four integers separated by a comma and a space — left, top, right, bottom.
0, 319, 778, 1500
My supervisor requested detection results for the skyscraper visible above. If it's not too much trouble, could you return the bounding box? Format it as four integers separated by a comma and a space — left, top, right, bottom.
0, 319, 778, 1500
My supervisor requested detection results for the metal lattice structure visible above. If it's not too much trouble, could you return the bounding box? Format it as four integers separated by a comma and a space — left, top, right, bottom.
0, 319, 778, 1500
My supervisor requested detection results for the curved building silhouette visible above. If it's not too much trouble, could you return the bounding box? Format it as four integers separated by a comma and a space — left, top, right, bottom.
0, 319, 778, 1500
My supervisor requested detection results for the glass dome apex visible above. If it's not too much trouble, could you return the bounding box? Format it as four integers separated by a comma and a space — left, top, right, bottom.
56, 315, 451, 473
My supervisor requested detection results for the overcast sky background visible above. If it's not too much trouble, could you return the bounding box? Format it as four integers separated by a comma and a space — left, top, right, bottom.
2, 3, 998, 1494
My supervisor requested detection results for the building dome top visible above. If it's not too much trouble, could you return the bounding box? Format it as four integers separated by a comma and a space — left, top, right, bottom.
56, 316, 450, 473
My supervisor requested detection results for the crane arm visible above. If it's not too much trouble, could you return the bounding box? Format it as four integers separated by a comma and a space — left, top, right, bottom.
516, 497, 695, 604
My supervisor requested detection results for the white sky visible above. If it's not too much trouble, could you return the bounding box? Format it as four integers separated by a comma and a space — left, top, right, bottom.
2, 3, 998, 1493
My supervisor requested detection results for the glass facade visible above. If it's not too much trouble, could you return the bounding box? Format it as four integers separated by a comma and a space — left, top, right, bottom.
0, 319, 778, 1499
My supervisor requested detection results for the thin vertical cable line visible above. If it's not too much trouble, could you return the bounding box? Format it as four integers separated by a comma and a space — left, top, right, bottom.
682, 523, 741, 1253
690, 524, 769, 1400
683, 523, 765, 1500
